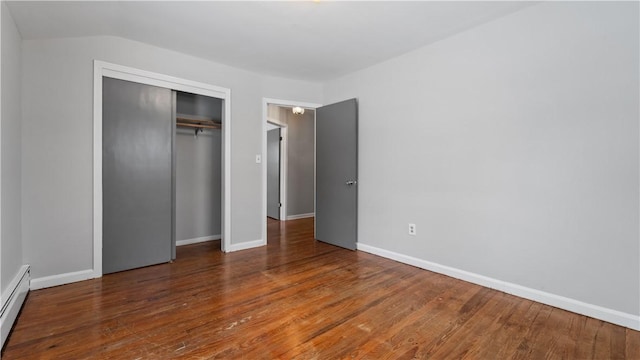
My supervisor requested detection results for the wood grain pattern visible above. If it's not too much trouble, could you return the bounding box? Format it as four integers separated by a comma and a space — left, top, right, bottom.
2, 218, 638, 359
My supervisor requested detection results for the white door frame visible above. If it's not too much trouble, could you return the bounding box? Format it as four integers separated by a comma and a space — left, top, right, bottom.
262, 98, 322, 244
266, 121, 287, 221
93, 60, 232, 278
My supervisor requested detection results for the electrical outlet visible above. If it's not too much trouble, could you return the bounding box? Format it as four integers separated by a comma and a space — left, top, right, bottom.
408, 223, 416, 236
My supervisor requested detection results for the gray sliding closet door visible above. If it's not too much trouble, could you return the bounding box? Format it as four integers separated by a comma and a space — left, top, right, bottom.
103, 77, 173, 274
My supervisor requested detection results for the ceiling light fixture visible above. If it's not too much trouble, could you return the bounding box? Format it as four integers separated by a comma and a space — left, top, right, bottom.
292, 106, 305, 115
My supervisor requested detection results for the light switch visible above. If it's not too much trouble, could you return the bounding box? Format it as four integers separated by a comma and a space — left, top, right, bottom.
256, 155, 262, 163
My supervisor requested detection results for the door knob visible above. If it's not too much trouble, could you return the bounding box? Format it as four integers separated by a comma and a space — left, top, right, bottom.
345, 180, 357, 186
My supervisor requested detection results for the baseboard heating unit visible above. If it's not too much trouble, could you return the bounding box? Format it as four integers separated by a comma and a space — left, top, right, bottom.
1, 265, 30, 348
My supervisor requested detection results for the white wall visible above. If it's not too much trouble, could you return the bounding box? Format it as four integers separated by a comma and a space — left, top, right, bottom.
324, 1, 639, 318
1, 1, 24, 296
21, 35, 322, 279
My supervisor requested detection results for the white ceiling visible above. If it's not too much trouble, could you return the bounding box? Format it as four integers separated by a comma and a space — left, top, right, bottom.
6, 1, 532, 82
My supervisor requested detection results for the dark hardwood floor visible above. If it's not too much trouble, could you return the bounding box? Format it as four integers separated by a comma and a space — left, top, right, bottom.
3, 217, 639, 359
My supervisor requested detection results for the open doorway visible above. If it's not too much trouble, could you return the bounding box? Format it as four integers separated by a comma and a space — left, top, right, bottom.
262, 99, 322, 244
262, 98, 359, 251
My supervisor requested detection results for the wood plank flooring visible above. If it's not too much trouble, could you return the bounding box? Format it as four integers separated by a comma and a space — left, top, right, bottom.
3, 218, 639, 359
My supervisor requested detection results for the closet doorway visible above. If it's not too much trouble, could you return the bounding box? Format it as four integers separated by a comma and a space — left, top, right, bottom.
175, 92, 223, 248
94, 61, 231, 277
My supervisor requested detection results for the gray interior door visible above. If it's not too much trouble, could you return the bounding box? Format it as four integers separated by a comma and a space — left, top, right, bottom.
103, 77, 174, 274
267, 128, 281, 219
315, 99, 358, 250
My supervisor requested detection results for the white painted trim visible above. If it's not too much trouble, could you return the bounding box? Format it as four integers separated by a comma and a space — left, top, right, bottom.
279, 126, 288, 222
266, 116, 283, 124
176, 235, 221, 246
313, 109, 317, 239
264, 98, 324, 112
221, 86, 232, 254
30, 269, 94, 291
227, 239, 266, 252
286, 213, 315, 220
0, 265, 30, 348
92, 62, 103, 278
0, 265, 28, 315
93, 60, 232, 278
262, 98, 322, 245
0, 6, 3, 315
357, 243, 640, 331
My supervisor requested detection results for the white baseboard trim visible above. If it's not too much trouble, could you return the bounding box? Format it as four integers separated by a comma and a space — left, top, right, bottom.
226, 239, 265, 252
30, 269, 95, 291
1, 265, 30, 348
357, 243, 640, 331
176, 234, 221, 246
286, 213, 314, 220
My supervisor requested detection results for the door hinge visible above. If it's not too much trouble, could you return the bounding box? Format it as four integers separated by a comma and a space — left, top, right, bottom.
279, 203, 282, 207
280, 137, 283, 141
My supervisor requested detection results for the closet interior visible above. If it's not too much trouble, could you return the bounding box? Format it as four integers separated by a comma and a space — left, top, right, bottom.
175, 91, 223, 247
